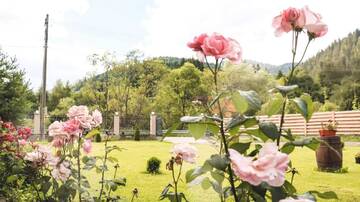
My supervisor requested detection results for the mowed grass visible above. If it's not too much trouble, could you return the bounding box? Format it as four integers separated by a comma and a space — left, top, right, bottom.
85, 141, 360, 202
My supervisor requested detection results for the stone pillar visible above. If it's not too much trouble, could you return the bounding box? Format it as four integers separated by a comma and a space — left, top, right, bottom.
150, 112, 157, 137
114, 112, 120, 136
33, 110, 40, 135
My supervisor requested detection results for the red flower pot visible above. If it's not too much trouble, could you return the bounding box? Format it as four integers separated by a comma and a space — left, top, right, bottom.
319, 129, 337, 137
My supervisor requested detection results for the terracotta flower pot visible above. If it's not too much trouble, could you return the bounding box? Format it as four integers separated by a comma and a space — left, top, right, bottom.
319, 129, 336, 137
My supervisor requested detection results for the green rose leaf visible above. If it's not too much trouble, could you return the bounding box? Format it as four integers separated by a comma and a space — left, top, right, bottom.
291, 93, 314, 122
232, 90, 261, 115
291, 138, 320, 151
264, 93, 284, 117
259, 122, 280, 140
275, 85, 298, 93
208, 154, 229, 171
280, 142, 295, 154
85, 129, 100, 139
229, 142, 251, 154
188, 123, 207, 139
244, 129, 269, 142
201, 177, 212, 190
226, 115, 257, 131
309, 190, 338, 199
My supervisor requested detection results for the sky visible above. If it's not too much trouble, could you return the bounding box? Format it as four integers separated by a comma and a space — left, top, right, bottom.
1, 0, 360, 90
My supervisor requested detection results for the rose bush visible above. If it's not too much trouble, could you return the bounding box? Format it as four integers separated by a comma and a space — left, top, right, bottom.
168, 5, 338, 202
0, 106, 126, 201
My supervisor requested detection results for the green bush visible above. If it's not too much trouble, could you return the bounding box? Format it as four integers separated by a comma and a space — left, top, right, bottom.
134, 129, 140, 141
319, 101, 339, 112
147, 157, 161, 174
95, 133, 102, 142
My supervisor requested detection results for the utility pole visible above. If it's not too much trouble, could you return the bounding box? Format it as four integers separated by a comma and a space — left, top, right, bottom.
40, 14, 49, 140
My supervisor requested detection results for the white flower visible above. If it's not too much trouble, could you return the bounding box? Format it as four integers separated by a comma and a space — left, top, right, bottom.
171, 143, 198, 163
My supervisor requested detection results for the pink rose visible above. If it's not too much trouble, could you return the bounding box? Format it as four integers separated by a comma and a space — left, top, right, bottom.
67, 105, 89, 119
229, 149, 262, 186
48, 121, 68, 138
201, 33, 231, 59
272, 7, 305, 36
51, 137, 65, 148
25, 145, 58, 166
229, 143, 289, 187
187, 33, 208, 51
51, 161, 71, 181
63, 119, 81, 135
18, 139, 27, 146
253, 143, 289, 187
91, 109, 102, 128
82, 139, 92, 154
67, 105, 94, 129
171, 143, 197, 163
226, 38, 243, 63
302, 6, 328, 38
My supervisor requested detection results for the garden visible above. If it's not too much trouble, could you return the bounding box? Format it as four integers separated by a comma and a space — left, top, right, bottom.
1, 3, 360, 202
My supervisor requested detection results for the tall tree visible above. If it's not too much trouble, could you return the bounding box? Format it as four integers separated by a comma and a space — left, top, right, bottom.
0, 51, 35, 123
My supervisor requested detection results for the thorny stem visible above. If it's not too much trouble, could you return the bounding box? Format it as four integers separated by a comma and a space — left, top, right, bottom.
77, 135, 82, 202
98, 135, 110, 199
207, 58, 239, 202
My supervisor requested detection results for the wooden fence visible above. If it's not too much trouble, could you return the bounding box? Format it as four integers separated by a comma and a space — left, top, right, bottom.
257, 110, 360, 136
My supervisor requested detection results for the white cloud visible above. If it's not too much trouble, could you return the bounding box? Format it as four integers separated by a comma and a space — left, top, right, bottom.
140, 0, 360, 65
0, 0, 91, 89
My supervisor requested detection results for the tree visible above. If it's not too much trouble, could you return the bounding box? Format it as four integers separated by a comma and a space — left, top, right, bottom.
48, 80, 72, 112
0, 51, 35, 123
154, 62, 207, 127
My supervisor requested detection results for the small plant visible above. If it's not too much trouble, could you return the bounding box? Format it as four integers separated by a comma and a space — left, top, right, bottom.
147, 157, 161, 174
321, 120, 338, 131
356, 152, 360, 158
356, 152, 360, 164
134, 128, 140, 141
95, 132, 102, 142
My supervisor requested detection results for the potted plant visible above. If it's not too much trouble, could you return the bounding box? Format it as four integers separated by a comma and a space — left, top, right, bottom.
319, 120, 338, 137
356, 152, 360, 164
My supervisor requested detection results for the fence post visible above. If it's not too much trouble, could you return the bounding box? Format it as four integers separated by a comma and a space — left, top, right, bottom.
332, 111, 336, 122
33, 110, 40, 137
150, 112, 157, 137
114, 112, 120, 136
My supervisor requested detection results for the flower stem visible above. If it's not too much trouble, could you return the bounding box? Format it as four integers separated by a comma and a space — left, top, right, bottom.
77, 136, 82, 202
209, 58, 239, 202
107, 164, 118, 198
171, 163, 178, 202
98, 135, 109, 199
276, 31, 311, 147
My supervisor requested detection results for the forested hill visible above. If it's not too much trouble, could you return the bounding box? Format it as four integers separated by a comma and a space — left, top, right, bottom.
303, 29, 360, 84
295, 29, 360, 110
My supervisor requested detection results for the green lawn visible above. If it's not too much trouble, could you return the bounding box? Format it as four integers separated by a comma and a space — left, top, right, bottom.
85, 141, 360, 202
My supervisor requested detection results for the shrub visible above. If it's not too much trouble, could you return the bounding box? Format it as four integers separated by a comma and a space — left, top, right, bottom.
95, 133, 102, 142
147, 157, 161, 174
134, 129, 140, 141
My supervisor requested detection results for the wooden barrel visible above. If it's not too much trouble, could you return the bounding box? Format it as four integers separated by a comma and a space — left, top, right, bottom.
316, 136, 343, 170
